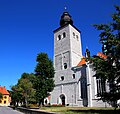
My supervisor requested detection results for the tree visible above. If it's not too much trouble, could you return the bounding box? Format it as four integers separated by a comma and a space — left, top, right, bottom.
34, 53, 55, 106
17, 73, 36, 106
0, 92, 3, 99
10, 85, 23, 106
11, 73, 36, 107
92, 5, 120, 107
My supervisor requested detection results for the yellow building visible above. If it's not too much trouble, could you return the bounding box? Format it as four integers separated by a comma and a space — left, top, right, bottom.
0, 86, 10, 106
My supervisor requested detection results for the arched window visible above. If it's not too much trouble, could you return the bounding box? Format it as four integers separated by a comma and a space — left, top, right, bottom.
61, 76, 64, 81
63, 32, 66, 38
76, 35, 79, 41
4, 96, 7, 99
73, 32, 75, 38
96, 77, 106, 97
4, 101, 6, 104
64, 63, 67, 69
72, 74, 75, 79
57, 35, 61, 41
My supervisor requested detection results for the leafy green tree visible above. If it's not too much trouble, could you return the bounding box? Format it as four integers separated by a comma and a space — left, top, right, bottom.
11, 73, 36, 106
10, 85, 23, 106
0, 92, 3, 99
17, 73, 36, 106
34, 53, 55, 106
92, 5, 120, 107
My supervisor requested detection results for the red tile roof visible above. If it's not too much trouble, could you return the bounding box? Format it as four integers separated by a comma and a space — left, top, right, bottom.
77, 58, 86, 66
77, 52, 107, 67
0, 86, 9, 95
97, 52, 107, 59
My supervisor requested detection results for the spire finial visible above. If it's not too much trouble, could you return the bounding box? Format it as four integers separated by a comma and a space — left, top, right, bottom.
64, 6, 67, 11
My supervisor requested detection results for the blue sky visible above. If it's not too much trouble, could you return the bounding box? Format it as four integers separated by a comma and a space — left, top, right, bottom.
0, 0, 120, 90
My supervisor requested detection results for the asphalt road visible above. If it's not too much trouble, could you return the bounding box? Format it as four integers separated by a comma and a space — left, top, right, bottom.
0, 106, 24, 114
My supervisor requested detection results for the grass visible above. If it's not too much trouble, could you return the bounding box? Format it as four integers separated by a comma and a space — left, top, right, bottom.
39, 106, 120, 114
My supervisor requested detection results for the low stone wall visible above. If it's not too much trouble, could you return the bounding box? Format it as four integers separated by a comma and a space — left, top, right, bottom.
17, 107, 55, 114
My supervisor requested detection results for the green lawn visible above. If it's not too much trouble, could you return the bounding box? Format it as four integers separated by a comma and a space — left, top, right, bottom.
39, 107, 120, 114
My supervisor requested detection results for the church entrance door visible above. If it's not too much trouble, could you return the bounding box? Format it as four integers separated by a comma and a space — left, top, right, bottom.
60, 94, 65, 105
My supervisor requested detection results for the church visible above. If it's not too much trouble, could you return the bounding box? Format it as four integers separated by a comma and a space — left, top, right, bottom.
50, 11, 110, 107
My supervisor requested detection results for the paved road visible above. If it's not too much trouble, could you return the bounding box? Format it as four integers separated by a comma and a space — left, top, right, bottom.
0, 106, 24, 114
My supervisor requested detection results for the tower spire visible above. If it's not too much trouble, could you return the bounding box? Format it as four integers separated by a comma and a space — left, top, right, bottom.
60, 9, 73, 27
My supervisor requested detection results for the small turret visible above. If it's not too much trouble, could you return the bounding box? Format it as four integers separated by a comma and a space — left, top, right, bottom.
85, 48, 90, 58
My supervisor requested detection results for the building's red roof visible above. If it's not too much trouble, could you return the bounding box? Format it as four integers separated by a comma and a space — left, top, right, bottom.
97, 52, 107, 59
77, 52, 107, 67
0, 86, 9, 95
77, 58, 86, 66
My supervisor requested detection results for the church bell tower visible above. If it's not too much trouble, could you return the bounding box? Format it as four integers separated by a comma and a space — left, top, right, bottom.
54, 11, 82, 70
51, 10, 82, 105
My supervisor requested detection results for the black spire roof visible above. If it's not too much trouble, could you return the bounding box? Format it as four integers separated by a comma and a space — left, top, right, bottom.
54, 10, 80, 33
60, 11, 73, 26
